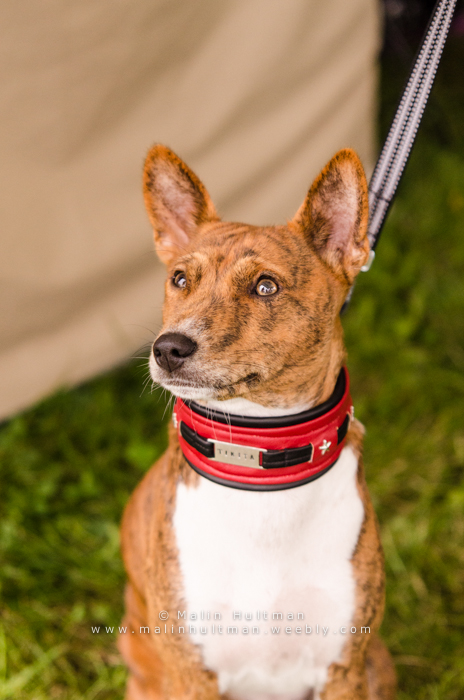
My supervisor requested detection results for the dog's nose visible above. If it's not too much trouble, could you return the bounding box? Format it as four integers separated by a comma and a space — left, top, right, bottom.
152, 333, 197, 373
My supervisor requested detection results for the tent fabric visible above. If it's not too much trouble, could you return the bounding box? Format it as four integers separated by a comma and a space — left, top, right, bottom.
0, 0, 380, 420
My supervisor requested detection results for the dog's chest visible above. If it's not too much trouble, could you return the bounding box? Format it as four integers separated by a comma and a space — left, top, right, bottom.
173, 446, 364, 700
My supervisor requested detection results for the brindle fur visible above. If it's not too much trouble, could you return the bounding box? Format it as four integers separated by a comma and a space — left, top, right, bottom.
119, 145, 396, 699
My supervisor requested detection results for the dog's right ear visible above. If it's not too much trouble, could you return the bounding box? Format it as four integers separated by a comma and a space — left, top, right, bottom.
292, 149, 370, 285
143, 145, 219, 265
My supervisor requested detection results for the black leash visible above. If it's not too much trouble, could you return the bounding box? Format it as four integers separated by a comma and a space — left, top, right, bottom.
343, 0, 457, 311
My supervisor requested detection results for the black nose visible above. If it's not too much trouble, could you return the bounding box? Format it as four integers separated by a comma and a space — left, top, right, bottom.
152, 333, 197, 373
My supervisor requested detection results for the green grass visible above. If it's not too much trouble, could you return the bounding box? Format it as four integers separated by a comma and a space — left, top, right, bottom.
0, 372, 171, 699
346, 143, 464, 698
2, 37, 464, 700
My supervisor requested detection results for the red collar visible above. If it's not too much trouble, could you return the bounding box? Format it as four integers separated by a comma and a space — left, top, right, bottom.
173, 367, 353, 491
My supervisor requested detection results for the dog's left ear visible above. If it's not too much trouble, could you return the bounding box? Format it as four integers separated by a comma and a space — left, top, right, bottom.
292, 149, 370, 284
143, 144, 219, 265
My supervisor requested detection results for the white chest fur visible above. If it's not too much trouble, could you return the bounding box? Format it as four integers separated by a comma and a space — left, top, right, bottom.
173, 446, 364, 700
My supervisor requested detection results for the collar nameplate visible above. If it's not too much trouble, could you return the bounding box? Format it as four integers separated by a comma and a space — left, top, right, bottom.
209, 439, 265, 469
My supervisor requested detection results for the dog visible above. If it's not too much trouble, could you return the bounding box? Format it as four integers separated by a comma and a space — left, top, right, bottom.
118, 144, 397, 700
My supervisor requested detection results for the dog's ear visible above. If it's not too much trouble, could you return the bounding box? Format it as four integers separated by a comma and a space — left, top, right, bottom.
292, 149, 370, 284
143, 145, 219, 265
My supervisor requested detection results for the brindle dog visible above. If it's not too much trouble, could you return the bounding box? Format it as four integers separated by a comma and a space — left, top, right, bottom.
118, 145, 396, 700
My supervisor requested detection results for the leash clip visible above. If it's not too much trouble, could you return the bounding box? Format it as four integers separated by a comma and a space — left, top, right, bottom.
360, 249, 375, 272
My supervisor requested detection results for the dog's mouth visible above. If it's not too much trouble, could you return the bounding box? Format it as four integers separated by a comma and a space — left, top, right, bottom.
148, 339, 264, 401
154, 370, 261, 402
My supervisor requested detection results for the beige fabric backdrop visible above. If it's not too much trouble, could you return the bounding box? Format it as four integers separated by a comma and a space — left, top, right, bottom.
0, 0, 380, 420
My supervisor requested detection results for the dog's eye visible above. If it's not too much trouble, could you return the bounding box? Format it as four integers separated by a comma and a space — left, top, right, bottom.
255, 278, 278, 296
173, 272, 187, 289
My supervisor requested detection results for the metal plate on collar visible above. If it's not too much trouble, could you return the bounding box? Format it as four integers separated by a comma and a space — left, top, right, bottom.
208, 439, 265, 469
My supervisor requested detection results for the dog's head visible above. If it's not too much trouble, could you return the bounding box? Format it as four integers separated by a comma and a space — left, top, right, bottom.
144, 145, 369, 409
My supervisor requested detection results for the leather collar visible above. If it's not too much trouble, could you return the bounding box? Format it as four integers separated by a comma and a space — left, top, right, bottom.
174, 367, 353, 491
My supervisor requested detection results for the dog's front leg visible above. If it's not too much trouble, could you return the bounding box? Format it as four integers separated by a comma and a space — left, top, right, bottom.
320, 662, 370, 700
119, 458, 224, 700
119, 582, 224, 700
118, 583, 164, 700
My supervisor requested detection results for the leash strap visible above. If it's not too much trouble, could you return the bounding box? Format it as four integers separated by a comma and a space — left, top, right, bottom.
368, 0, 457, 253
343, 0, 456, 310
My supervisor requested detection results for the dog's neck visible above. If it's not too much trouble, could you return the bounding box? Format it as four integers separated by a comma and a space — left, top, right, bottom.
198, 396, 315, 418
197, 358, 345, 418
174, 367, 352, 491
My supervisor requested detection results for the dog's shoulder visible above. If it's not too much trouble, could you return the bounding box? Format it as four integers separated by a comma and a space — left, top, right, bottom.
120, 453, 167, 590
